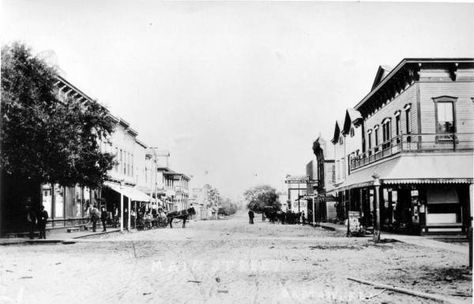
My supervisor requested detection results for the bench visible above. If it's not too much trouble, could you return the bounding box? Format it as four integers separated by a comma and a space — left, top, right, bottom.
66, 227, 81, 233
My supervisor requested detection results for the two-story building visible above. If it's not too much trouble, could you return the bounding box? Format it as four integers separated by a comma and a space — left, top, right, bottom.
334, 58, 474, 235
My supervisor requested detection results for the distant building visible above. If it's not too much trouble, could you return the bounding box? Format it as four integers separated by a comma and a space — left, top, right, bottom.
311, 136, 337, 223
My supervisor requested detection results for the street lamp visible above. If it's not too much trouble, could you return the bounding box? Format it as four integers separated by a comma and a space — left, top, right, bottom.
372, 173, 381, 243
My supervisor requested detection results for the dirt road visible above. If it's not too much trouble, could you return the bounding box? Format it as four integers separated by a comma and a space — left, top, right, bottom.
0, 212, 471, 303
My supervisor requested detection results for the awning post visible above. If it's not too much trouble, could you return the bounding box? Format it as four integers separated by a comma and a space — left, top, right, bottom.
120, 181, 124, 232
373, 174, 381, 243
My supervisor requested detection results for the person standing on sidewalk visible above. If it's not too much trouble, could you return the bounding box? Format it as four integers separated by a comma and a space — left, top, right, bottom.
90, 205, 100, 232
25, 201, 37, 239
100, 206, 108, 232
38, 205, 48, 239
248, 210, 255, 224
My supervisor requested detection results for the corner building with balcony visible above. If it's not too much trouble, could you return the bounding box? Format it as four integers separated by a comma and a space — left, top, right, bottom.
336, 58, 474, 235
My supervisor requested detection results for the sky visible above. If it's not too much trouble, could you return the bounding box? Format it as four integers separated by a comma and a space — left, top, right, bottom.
2, 1, 474, 200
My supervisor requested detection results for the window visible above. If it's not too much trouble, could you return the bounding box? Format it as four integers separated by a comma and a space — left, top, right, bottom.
339, 137, 343, 145
115, 147, 119, 171
120, 149, 123, 174
367, 130, 372, 150
350, 127, 355, 137
404, 104, 411, 134
436, 102, 455, 133
394, 111, 401, 137
374, 125, 379, 147
382, 118, 391, 143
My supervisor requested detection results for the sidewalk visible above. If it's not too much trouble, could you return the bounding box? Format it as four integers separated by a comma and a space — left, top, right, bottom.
0, 228, 121, 245
314, 222, 469, 255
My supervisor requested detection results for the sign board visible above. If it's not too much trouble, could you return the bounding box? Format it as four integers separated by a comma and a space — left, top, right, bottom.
285, 177, 309, 184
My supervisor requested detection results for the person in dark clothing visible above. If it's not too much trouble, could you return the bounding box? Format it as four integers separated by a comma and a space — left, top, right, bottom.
38, 205, 48, 239
301, 211, 306, 225
26, 202, 36, 239
90, 205, 99, 232
100, 207, 108, 232
248, 210, 255, 224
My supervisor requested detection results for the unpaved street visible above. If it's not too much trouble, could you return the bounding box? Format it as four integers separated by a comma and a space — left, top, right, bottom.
0, 213, 471, 304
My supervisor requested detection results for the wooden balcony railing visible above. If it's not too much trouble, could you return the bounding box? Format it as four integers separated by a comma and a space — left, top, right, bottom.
349, 133, 474, 171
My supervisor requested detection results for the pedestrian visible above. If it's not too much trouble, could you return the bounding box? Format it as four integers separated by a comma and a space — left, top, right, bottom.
301, 211, 306, 225
38, 205, 48, 239
248, 209, 255, 224
90, 205, 99, 232
25, 200, 36, 239
131, 208, 137, 229
100, 206, 108, 232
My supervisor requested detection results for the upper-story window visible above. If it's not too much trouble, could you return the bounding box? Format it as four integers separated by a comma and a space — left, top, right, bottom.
382, 118, 391, 143
394, 111, 401, 137
120, 149, 124, 174
339, 137, 343, 145
350, 127, 355, 137
433, 96, 456, 133
367, 129, 372, 150
374, 125, 379, 147
404, 104, 411, 134
115, 147, 119, 172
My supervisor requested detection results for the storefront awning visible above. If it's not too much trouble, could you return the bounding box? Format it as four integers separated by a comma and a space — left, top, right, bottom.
104, 182, 152, 202
337, 153, 473, 191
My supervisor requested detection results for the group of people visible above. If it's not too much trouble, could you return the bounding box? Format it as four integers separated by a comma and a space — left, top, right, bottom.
85, 204, 109, 232
25, 202, 49, 239
134, 207, 168, 230
248, 208, 307, 225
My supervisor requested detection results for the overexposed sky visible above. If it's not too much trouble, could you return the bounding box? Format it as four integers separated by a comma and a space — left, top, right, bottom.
2, 1, 474, 199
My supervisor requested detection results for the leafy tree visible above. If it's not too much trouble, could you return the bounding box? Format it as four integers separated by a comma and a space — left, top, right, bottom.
203, 184, 221, 209
244, 185, 280, 213
218, 198, 238, 216
1, 42, 115, 188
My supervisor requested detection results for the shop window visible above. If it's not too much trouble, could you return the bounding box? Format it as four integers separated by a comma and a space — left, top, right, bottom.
54, 185, 64, 218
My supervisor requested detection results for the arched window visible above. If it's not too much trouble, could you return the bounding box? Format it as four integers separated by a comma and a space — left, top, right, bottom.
367, 129, 372, 150
374, 125, 379, 148
382, 118, 391, 146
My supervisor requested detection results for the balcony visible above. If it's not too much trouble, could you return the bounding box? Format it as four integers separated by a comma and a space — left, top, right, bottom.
349, 133, 474, 171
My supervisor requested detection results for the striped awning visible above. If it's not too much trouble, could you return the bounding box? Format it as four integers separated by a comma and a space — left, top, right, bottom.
104, 181, 152, 202
336, 153, 473, 191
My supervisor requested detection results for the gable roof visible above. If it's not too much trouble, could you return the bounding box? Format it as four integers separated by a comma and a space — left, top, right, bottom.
331, 120, 343, 144
371, 65, 392, 90
343, 108, 363, 134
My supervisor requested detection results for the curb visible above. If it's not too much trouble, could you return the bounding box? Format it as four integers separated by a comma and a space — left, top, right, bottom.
72, 229, 122, 239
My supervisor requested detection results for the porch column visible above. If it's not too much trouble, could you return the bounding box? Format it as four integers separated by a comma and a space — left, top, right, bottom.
347, 190, 351, 237
469, 184, 473, 268
128, 199, 131, 231
373, 176, 381, 243
51, 184, 56, 228
120, 182, 124, 232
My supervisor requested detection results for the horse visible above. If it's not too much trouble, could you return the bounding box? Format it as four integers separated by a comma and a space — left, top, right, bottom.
166, 207, 196, 228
